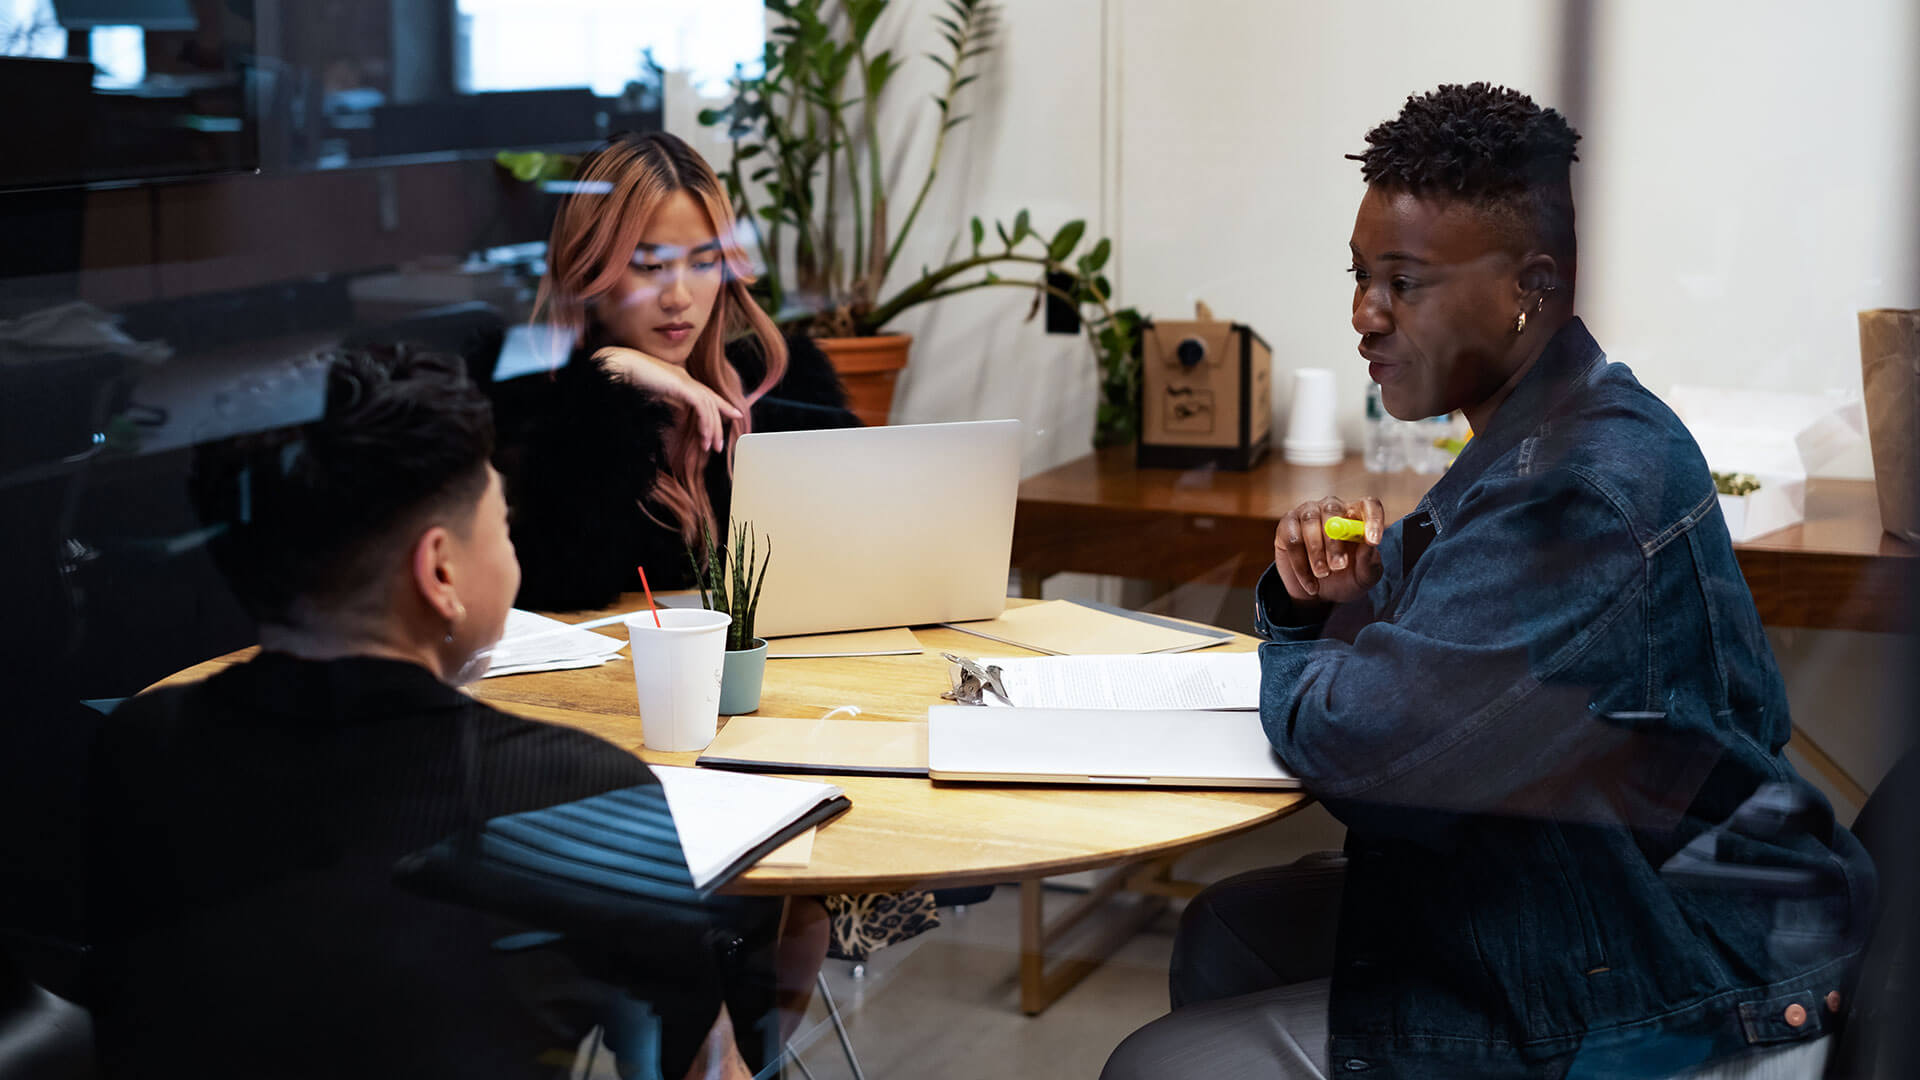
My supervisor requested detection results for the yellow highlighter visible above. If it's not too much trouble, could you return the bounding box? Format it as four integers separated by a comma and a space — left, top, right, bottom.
1323, 516, 1368, 542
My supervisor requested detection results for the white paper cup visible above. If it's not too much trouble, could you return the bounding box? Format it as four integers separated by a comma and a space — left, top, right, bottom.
1283, 367, 1346, 466
625, 608, 732, 752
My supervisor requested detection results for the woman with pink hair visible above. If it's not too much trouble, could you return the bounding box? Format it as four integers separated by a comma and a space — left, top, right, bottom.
504, 130, 857, 612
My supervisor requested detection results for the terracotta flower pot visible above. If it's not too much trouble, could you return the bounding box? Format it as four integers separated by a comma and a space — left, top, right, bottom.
816, 334, 912, 426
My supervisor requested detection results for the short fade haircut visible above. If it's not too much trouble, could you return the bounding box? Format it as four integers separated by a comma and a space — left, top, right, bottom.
190, 345, 494, 625
1349, 82, 1581, 261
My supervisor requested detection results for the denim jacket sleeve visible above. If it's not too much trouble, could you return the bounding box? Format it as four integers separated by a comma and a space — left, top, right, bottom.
1257, 464, 1662, 819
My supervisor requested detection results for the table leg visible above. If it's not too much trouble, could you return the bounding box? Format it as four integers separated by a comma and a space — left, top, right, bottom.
1017, 857, 1194, 1015
1018, 568, 1048, 599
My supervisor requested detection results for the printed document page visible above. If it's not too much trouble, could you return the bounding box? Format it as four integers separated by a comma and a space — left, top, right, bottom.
980, 652, 1260, 711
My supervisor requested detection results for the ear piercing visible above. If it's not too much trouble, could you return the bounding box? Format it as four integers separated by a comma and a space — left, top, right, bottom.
1515, 293, 1549, 334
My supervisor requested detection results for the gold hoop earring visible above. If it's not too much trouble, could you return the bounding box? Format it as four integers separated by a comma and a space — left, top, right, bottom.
1515, 311, 1528, 334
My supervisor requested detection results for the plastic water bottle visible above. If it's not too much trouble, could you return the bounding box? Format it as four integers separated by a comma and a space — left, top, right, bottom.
1410, 413, 1457, 474
1363, 383, 1404, 473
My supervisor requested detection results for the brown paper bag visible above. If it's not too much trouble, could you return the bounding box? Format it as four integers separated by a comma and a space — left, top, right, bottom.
1859, 309, 1920, 543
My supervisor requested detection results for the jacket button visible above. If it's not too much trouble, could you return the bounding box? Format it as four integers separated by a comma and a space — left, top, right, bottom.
1826, 991, 1842, 1013
1784, 1003, 1807, 1027
1343, 1059, 1370, 1072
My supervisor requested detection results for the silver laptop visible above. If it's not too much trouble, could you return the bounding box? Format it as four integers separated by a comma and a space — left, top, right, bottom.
926, 705, 1299, 789
730, 420, 1022, 637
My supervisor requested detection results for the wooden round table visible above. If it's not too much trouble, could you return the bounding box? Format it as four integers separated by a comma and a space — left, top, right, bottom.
158, 597, 1308, 1013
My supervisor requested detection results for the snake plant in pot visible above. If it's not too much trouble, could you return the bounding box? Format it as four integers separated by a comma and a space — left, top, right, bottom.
700, 0, 1144, 439
690, 519, 773, 714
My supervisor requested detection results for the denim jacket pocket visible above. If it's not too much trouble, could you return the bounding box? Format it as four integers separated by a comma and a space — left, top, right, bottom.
1544, 823, 1608, 976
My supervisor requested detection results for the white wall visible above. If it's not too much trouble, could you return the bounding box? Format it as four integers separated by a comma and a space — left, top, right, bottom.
1578, 0, 1920, 480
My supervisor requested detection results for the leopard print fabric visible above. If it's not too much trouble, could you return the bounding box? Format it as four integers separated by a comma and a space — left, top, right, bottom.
822, 890, 940, 961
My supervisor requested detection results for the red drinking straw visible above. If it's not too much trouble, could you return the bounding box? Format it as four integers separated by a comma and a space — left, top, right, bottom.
636, 565, 662, 627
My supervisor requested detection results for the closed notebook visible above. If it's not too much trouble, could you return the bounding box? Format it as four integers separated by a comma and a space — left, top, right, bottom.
697, 716, 930, 778
765, 627, 923, 659
944, 600, 1231, 655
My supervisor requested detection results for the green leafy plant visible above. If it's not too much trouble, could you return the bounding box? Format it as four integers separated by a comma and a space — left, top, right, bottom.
699, 0, 1143, 443
689, 519, 773, 651
493, 150, 582, 186
1093, 307, 1146, 448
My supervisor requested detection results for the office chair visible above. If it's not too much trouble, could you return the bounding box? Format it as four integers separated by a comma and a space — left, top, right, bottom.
784, 971, 864, 1080
0, 951, 93, 1080
1824, 749, 1917, 1078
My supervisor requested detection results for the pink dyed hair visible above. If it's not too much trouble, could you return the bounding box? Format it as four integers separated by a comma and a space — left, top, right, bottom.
534, 131, 786, 544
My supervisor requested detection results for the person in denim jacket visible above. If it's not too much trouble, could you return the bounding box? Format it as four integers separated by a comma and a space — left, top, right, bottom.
1105, 84, 1875, 1080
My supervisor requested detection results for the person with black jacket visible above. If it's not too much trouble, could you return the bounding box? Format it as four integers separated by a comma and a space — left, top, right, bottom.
89, 346, 777, 1079
497, 131, 942, 1021
500, 131, 859, 614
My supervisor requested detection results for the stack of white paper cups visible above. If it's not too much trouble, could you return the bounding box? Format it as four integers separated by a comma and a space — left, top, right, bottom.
1282, 367, 1346, 466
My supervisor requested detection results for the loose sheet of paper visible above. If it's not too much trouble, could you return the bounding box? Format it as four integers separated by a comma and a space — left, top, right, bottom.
757, 827, 815, 868
980, 652, 1260, 711
483, 609, 626, 678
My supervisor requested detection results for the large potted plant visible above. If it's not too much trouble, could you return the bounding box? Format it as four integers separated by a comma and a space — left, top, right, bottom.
700, 0, 1142, 434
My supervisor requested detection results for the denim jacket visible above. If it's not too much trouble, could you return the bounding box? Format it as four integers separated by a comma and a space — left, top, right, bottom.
1256, 319, 1876, 1078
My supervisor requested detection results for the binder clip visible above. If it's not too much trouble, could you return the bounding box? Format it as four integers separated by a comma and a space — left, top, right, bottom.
941, 652, 1012, 706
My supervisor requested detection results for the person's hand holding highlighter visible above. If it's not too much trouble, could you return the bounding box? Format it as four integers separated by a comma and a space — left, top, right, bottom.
1273, 495, 1387, 608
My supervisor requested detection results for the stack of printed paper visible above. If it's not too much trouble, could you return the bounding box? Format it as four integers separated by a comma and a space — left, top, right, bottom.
483, 609, 627, 678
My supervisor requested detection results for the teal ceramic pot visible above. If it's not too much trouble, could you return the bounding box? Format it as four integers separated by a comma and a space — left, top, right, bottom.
718, 638, 768, 715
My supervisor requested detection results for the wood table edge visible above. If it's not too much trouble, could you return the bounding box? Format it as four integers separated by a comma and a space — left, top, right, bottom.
723, 791, 1311, 895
